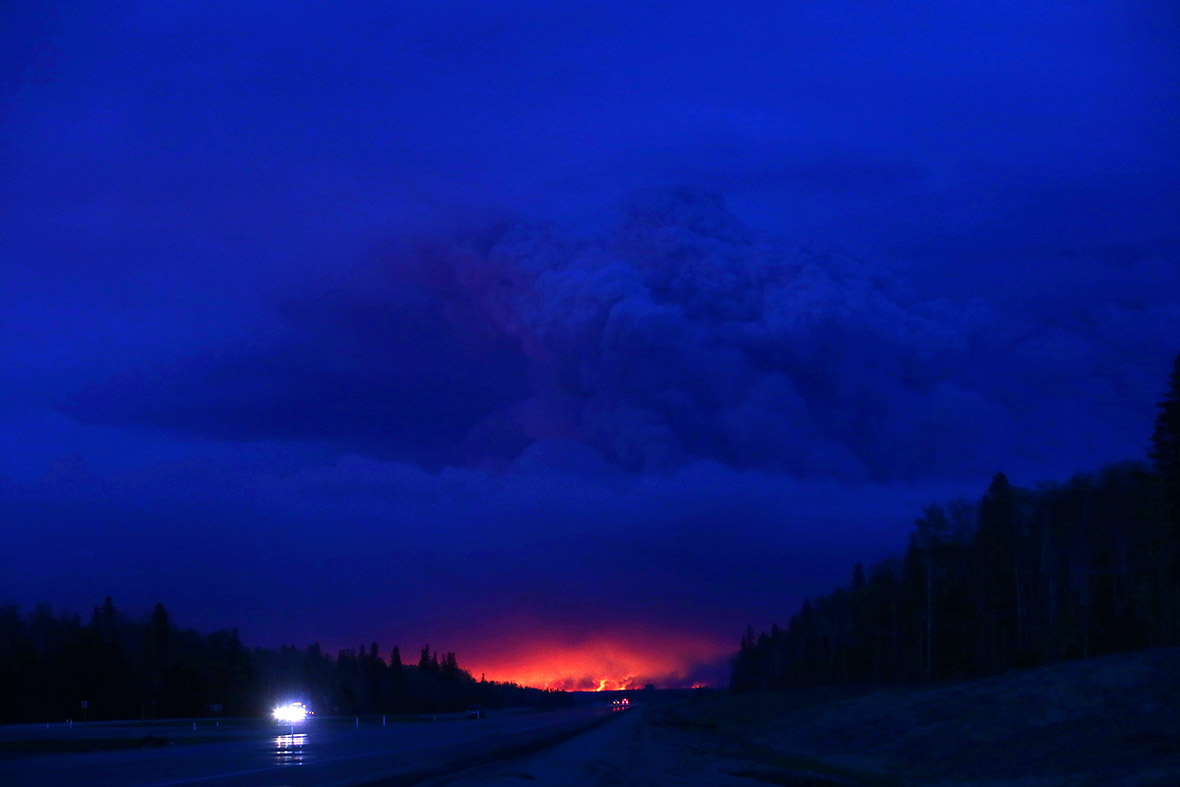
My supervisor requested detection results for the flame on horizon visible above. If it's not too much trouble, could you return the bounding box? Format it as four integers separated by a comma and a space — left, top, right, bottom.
466, 630, 727, 691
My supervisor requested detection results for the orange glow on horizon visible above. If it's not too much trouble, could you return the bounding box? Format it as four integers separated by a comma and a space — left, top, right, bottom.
465, 630, 727, 691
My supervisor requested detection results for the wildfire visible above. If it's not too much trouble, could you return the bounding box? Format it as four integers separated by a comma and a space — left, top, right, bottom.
464, 629, 727, 691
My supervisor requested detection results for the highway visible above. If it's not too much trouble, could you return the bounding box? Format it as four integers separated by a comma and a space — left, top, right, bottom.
420, 703, 767, 786
0, 707, 615, 786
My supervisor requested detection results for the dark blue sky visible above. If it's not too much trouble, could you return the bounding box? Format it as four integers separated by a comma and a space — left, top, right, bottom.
1, 0, 1177, 687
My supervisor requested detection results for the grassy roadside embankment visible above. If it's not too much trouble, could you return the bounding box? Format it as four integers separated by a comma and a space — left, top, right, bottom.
656, 646, 1180, 786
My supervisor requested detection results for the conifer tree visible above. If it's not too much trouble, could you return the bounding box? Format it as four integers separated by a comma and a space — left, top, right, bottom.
975, 473, 1017, 671
389, 645, 404, 703
144, 602, 170, 714
1150, 351, 1180, 637
441, 651, 459, 680
1151, 352, 1180, 520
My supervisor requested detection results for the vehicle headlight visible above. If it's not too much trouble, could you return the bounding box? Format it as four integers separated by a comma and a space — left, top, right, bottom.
272, 703, 308, 723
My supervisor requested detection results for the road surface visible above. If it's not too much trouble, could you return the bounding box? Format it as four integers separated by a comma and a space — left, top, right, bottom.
0, 707, 615, 786
419, 703, 781, 786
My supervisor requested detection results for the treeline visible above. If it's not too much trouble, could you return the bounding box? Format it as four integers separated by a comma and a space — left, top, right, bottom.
0, 600, 568, 723
733, 352, 1180, 691
254, 640, 569, 718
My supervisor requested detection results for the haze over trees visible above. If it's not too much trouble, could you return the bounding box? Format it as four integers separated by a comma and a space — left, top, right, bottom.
0, 602, 568, 724
732, 351, 1180, 690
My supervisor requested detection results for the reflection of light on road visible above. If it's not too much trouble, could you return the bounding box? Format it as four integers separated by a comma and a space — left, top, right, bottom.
274, 733, 306, 766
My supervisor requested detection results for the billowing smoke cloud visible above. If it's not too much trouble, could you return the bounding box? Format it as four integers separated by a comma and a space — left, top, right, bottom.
442, 187, 976, 478
371, 187, 1179, 481
67, 187, 1179, 483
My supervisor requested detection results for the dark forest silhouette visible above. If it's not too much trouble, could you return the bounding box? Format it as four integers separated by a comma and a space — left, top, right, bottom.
732, 351, 1180, 691
0, 602, 569, 723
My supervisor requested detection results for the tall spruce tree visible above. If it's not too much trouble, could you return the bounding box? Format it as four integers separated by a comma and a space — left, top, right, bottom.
1151, 352, 1180, 520
976, 473, 1017, 672
1150, 351, 1180, 638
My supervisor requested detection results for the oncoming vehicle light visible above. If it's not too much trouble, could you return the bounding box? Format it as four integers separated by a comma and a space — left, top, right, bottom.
272, 702, 308, 723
